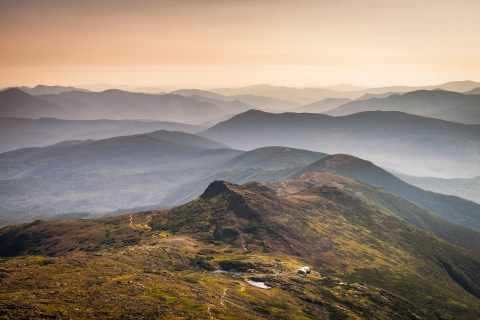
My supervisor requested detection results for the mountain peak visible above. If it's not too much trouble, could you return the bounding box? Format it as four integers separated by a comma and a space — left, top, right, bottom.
101, 88, 128, 95
200, 180, 238, 200
322, 153, 362, 166
298, 153, 390, 184
243, 109, 268, 115
1, 87, 29, 96
301, 154, 366, 173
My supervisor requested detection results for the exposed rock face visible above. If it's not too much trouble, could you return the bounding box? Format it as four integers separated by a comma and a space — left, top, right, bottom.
200, 180, 234, 200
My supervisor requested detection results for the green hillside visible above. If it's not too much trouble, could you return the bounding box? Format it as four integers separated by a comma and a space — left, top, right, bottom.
1, 178, 480, 319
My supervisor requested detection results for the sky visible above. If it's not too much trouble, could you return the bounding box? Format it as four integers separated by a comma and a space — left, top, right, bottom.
1, 0, 479, 88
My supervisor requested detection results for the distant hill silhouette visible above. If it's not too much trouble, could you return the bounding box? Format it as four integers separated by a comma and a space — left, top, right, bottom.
172, 88, 300, 110
223, 146, 327, 170
0, 88, 71, 119
188, 95, 254, 114
39, 90, 224, 123
200, 109, 480, 177
464, 87, 480, 95
161, 146, 328, 205
209, 81, 480, 104
0, 117, 204, 153
210, 84, 362, 104
397, 174, 480, 204
0, 130, 240, 225
326, 90, 480, 124
16, 85, 90, 95
294, 98, 351, 113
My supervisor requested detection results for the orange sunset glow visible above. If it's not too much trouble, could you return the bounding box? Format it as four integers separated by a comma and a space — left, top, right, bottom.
1, 0, 480, 88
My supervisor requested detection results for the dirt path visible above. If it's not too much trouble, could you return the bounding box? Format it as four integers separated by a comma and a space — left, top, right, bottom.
129, 212, 136, 229
220, 288, 228, 306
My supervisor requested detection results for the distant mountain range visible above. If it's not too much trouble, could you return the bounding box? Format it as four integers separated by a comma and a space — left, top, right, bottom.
222, 146, 326, 170
185, 95, 255, 114
0, 130, 234, 181
397, 174, 480, 204
38, 89, 224, 123
1, 81, 480, 319
465, 87, 480, 95
200, 109, 480, 177
0, 142, 327, 226
4, 83, 480, 124
171, 88, 300, 110
326, 90, 480, 124
293, 98, 352, 113
3, 124, 479, 237
161, 146, 328, 205
0, 117, 204, 153
210, 81, 480, 104
210, 84, 362, 104
0, 88, 228, 123
17, 85, 90, 95
0, 130, 240, 226
0, 88, 73, 119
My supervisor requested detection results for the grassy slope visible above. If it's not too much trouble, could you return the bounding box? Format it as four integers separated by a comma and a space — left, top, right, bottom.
298, 154, 480, 232
1, 179, 480, 318
280, 172, 480, 251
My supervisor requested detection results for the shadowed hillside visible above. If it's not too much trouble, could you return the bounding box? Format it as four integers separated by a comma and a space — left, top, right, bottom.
298, 154, 480, 232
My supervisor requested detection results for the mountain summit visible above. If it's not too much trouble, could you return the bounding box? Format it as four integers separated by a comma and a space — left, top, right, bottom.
200, 180, 237, 199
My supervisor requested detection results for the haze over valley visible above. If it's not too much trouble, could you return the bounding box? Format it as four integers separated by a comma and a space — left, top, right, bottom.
2, 79, 480, 318
1, 0, 480, 319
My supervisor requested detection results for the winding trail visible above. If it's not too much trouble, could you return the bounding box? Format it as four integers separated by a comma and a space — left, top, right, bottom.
129, 212, 136, 229
220, 288, 228, 306
207, 303, 213, 319
240, 236, 247, 252
206, 287, 228, 318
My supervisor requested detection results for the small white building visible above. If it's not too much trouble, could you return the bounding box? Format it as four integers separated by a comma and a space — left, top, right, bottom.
297, 266, 311, 275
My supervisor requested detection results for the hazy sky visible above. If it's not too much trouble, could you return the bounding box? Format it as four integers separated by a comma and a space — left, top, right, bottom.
1, 0, 479, 88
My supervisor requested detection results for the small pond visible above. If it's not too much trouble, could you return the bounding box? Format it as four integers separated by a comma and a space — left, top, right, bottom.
246, 279, 271, 289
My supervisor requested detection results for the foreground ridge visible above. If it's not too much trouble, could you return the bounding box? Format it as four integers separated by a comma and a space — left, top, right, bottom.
1, 176, 480, 319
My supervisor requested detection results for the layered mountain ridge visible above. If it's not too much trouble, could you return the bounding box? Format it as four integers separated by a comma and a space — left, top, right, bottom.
2, 81, 480, 319
326, 89, 480, 124
201, 109, 480, 177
